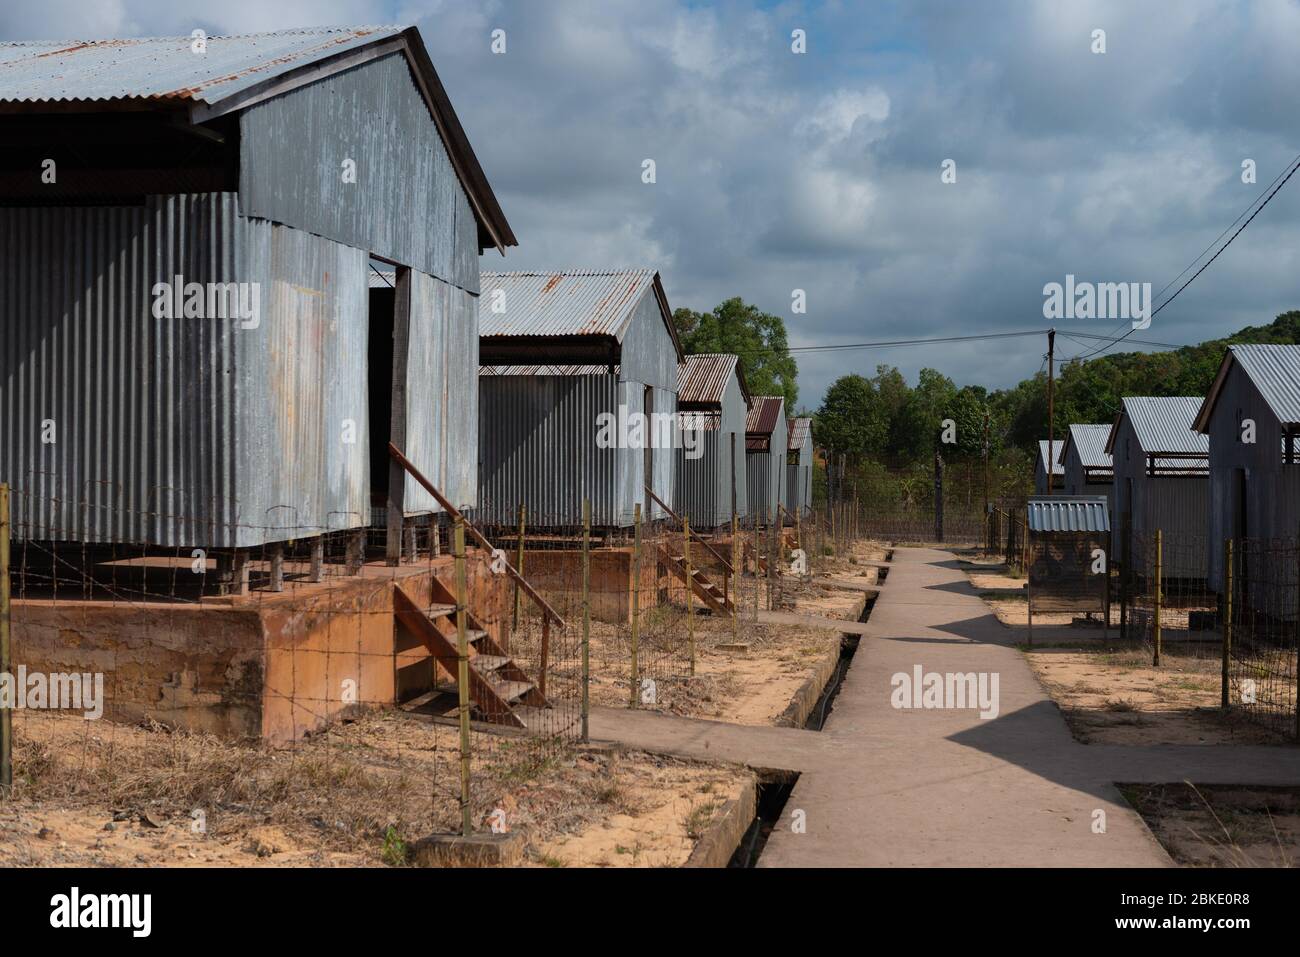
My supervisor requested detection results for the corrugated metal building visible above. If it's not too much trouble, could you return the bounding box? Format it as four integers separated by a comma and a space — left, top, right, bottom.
1193, 344, 1300, 595
477, 269, 684, 527
0, 26, 514, 548
746, 396, 786, 523
785, 417, 814, 517
1106, 396, 1208, 579
1034, 439, 1065, 494
1060, 424, 1115, 522
675, 354, 749, 529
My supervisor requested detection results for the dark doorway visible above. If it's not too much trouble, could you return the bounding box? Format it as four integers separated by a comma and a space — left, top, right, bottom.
644, 384, 654, 518
367, 279, 396, 508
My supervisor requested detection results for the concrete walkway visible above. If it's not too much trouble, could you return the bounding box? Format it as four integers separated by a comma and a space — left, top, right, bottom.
590, 546, 1300, 867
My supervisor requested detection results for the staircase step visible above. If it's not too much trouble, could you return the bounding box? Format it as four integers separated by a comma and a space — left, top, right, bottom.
470, 655, 511, 673
427, 603, 456, 619
487, 679, 535, 703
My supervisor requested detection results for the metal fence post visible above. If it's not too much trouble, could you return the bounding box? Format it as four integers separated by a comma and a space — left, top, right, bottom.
581, 498, 591, 741
684, 514, 695, 677
453, 517, 472, 837
1222, 537, 1233, 711
1, 483, 11, 797
629, 503, 641, 709
1153, 529, 1162, 666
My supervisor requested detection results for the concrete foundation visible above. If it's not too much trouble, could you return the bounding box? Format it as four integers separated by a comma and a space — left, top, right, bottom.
10, 556, 511, 744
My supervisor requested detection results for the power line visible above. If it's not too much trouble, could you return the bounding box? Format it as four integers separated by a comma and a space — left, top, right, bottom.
1071, 152, 1300, 361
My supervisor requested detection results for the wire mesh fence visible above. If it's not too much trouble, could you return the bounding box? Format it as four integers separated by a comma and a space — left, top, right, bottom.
1117, 529, 1300, 741
0, 480, 588, 856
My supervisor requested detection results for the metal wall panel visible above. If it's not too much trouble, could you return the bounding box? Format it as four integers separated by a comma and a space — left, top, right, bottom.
618, 290, 680, 393
477, 374, 621, 527
239, 51, 478, 293
403, 271, 479, 513
1204, 360, 1300, 591
1113, 415, 1209, 579
0, 192, 371, 547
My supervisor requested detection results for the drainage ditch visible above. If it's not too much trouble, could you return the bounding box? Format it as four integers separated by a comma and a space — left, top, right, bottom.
727, 771, 800, 868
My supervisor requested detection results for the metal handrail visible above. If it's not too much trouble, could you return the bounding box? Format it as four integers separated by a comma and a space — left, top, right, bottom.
643, 485, 734, 574
388, 442, 566, 628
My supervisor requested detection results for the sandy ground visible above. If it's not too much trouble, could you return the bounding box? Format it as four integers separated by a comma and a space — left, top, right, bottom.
2, 538, 876, 869
960, 557, 1283, 745
1121, 783, 1300, 867
0, 711, 748, 868
583, 544, 876, 725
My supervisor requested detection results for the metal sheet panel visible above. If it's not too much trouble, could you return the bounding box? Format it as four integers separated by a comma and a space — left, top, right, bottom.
1223, 344, 1300, 427
1026, 496, 1110, 532
403, 272, 479, 513
479, 269, 654, 339
0, 192, 370, 547
677, 353, 737, 405
239, 50, 478, 292
0, 28, 403, 105
477, 373, 624, 527
1122, 396, 1208, 455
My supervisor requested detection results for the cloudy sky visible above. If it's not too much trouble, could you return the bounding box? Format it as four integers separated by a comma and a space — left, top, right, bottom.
4, 0, 1299, 410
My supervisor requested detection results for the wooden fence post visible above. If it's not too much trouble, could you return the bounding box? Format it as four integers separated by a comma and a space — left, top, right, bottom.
1, 484, 11, 797
452, 517, 472, 837
731, 511, 740, 639
513, 504, 525, 632
630, 503, 641, 709
1153, 529, 1162, 666
685, 514, 695, 677
1222, 537, 1233, 710
581, 498, 591, 742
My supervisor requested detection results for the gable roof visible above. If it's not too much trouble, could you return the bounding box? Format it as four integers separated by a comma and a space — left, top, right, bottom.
746, 396, 785, 437
479, 268, 683, 359
1193, 343, 1300, 432
0, 26, 515, 250
677, 353, 748, 405
1106, 396, 1208, 456
1062, 424, 1113, 469
788, 417, 812, 452
1038, 440, 1065, 476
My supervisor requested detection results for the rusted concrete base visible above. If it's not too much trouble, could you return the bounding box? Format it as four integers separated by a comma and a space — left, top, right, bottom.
518, 546, 658, 624
10, 556, 511, 744
410, 831, 527, 867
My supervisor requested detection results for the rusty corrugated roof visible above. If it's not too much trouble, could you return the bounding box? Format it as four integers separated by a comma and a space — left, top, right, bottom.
0, 26, 517, 251
0, 27, 396, 104
479, 268, 660, 340
678, 353, 740, 405
746, 396, 784, 436
787, 417, 812, 451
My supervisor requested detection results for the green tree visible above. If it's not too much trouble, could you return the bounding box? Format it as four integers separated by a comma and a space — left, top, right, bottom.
814, 374, 888, 456
673, 298, 798, 406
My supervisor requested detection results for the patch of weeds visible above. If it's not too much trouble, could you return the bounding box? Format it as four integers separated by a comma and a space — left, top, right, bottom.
381, 825, 408, 867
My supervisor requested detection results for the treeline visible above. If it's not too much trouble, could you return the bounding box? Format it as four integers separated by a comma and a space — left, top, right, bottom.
815, 309, 1300, 466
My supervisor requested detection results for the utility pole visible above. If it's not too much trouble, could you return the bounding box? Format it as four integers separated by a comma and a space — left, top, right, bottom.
982, 409, 990, 516
1046, 328, 1056, 497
